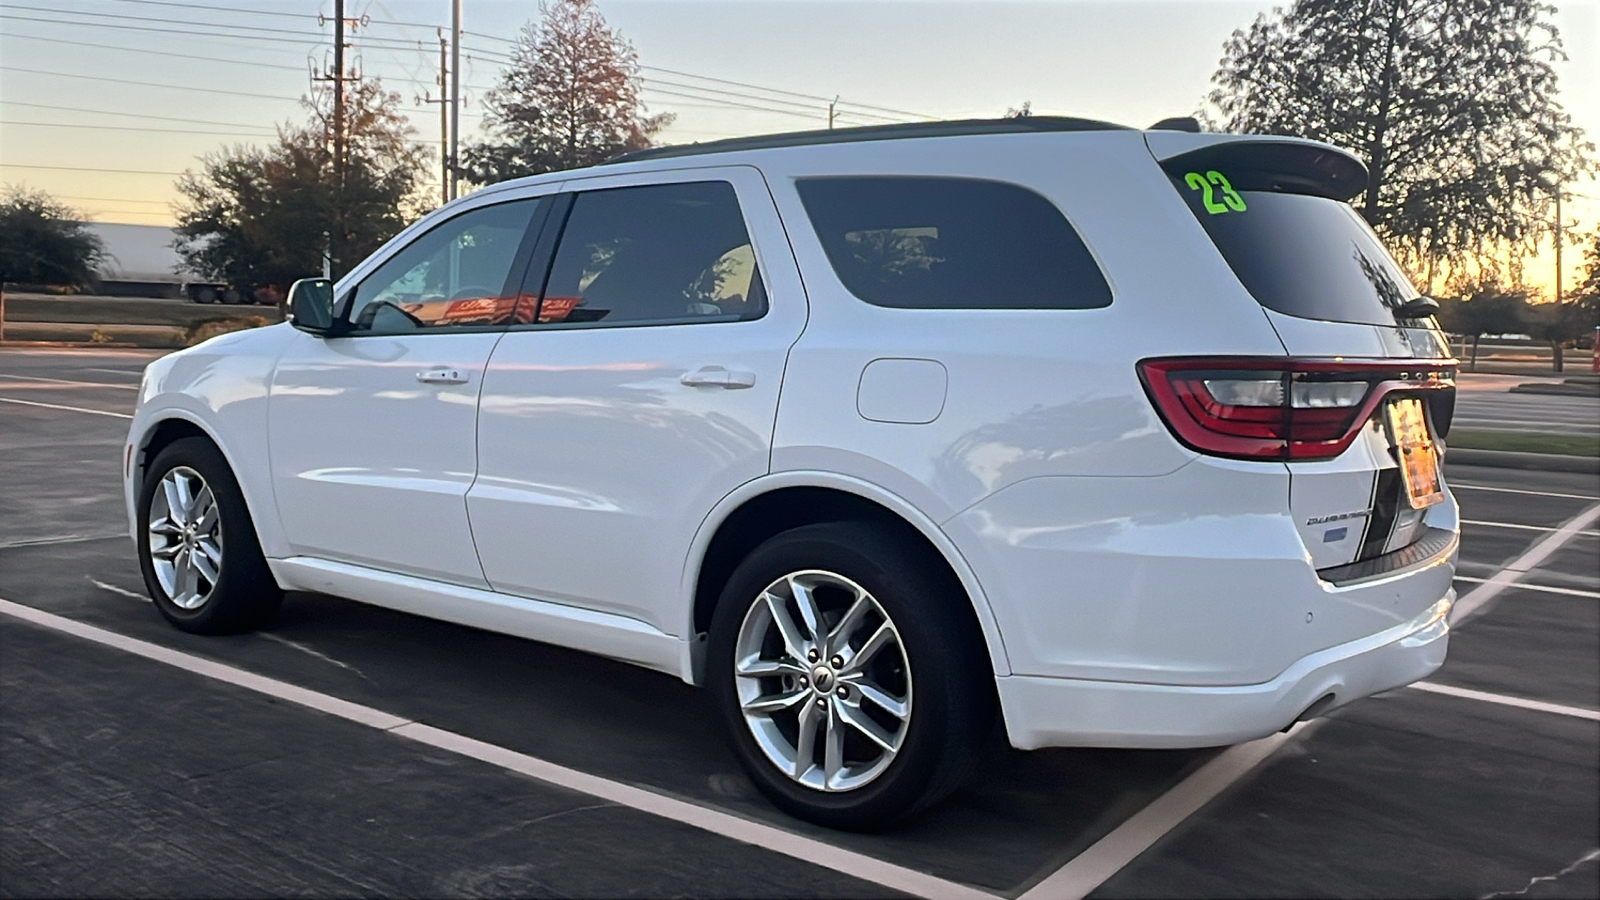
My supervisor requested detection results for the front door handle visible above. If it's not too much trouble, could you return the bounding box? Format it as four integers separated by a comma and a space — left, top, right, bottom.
416, 368, 468, 385
680, 366, 756, 389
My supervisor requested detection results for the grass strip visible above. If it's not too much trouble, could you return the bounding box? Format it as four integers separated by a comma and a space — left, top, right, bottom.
1448, 429, 1599, 457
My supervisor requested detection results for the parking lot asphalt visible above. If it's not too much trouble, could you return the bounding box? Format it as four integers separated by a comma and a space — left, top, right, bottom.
1453, 377, 1599, 438
2, 346, 1597, 899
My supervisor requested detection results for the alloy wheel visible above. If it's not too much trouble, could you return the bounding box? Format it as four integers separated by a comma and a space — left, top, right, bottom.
732, 569, 913, 792
147, 466, 224, 609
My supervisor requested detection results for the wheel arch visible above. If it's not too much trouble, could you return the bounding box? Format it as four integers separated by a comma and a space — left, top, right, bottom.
130, 410, 281, 559
680, 472, 1012, 685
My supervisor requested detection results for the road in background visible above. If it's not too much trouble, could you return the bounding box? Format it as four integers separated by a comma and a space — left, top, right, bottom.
2, 346, 1596, 899
1453, 373, 1599, 437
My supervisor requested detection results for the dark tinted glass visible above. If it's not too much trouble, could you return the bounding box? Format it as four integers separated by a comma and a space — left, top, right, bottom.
1172, 178, 1419, 326
348, 199, 541, 334
795, 177, 1111, 310
536, 181, 765, 327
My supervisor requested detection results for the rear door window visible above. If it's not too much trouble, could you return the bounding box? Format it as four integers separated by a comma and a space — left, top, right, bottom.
795, 177, 1111, 310
532, 181, 766, 327
1168, 169, 1420, 326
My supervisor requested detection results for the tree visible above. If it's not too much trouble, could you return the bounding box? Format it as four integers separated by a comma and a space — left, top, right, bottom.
174, 78, 430, 291
461, 0, 672, 185
1205, 0, 1593, 271
1574, 230, 1600, 318
0, 186, 104, 287
1435, 281, 1527, 371
1523, 300, 1590, 372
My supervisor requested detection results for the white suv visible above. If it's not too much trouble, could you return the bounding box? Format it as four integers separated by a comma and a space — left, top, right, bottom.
124, 117, 1459, 828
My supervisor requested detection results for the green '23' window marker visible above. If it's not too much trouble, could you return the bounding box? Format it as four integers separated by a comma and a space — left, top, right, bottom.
1184, 170, 1247, 214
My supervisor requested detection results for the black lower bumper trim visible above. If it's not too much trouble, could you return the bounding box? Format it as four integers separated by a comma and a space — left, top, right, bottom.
1317, 526, 1457, 586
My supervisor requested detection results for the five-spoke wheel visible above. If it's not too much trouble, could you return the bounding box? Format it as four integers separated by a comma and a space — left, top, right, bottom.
710, 521, 995, 830
137, 437, 281, 633
147, 466, 224, 610
734, 569, 913, 793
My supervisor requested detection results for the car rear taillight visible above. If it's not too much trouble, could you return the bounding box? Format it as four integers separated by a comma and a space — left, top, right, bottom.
1138, 357, 1455, 461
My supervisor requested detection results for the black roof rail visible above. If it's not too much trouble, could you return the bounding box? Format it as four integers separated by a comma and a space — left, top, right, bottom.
603, 115, 1134, 165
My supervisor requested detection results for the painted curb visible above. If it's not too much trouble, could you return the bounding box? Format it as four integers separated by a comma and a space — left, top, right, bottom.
1447, 448, 1599, 474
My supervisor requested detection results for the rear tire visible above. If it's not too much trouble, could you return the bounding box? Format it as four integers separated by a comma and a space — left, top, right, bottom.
707, 521, 994, 830
137, 437, 282, 634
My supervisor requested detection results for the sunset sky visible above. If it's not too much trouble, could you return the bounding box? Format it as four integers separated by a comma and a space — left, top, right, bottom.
2, 0, 1595, 296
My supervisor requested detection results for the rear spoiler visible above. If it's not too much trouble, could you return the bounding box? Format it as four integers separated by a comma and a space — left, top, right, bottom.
1145, 133, 1368, 202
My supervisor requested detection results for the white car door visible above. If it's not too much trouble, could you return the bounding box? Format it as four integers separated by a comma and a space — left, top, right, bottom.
269, 194, 554, 588
467, 167, 807, 635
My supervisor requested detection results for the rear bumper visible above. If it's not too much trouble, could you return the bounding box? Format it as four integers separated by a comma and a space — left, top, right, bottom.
997, 592, 1451, 749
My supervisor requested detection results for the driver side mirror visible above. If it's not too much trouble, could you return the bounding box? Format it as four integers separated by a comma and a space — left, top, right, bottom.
287, 278, 337, 335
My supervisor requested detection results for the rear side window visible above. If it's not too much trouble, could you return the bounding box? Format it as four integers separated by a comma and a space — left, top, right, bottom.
536, 181, 766, 327
795, 177, 1111, 310
1168, 168, 1420, 326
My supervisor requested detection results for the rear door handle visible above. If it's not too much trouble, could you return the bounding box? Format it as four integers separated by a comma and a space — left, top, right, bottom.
680, 366, 756, 389
416, 368, 468, 385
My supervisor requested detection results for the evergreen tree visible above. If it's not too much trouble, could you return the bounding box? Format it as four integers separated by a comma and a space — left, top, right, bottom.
461, 0, 671, 185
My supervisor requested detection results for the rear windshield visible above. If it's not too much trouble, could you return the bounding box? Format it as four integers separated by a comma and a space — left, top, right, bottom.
1170, 172, 1420, 326
796, 176, 1112, 310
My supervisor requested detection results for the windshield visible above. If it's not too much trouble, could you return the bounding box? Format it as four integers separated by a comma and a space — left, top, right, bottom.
1170, 173, 1420, 326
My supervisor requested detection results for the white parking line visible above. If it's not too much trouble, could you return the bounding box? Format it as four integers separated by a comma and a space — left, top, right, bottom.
1451, 484, 1600, 502
0, 397, 132, 419
0, 373, 139, 390
0, 597, 994, 900
0, 533, 127, 550
1453, 575, 1600, 599
1461, 519, 1600, 537
1452, 501, 1600, 625
89, 577, 148, 601
1018, 724, 1312, 900
1408, 682, 1600, 722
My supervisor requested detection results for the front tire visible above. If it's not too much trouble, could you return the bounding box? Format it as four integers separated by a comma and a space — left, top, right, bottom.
708, 522, 995, 830
137, 437, 281, 634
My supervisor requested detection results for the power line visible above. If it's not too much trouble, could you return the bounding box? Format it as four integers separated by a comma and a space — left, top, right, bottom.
105, 0, 309, 20
0, 100, 277, 131
0, 30, 310, 72
0, 120, 271, 137
54, 194, 174, 206
640, 87, 827, 121
1, 164, 185, 175
458, 31, 932, 120
0, 66, 300, 102
1, 4, 323, 38
0, 11, 432, 51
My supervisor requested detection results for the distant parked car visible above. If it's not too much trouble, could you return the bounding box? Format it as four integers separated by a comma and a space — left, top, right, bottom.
123, 117, 1460, 828
185, 282, 279, 306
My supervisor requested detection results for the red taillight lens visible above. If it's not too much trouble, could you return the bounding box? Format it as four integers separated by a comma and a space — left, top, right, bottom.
1138, 357, 1455, 461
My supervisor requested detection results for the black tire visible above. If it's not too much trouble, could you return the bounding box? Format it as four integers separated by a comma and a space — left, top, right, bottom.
194, 287, 218, 304
137, 437, 282, 634
707, 521, 995, 830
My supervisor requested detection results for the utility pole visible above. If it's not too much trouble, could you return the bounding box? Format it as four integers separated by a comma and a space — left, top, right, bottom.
450, 0, 462, 200
313, 0, 354, 276
333, 0, 345, 276
828, 96, 838, 130
419, 32, 450, 205
1554, 188, 1563, 305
